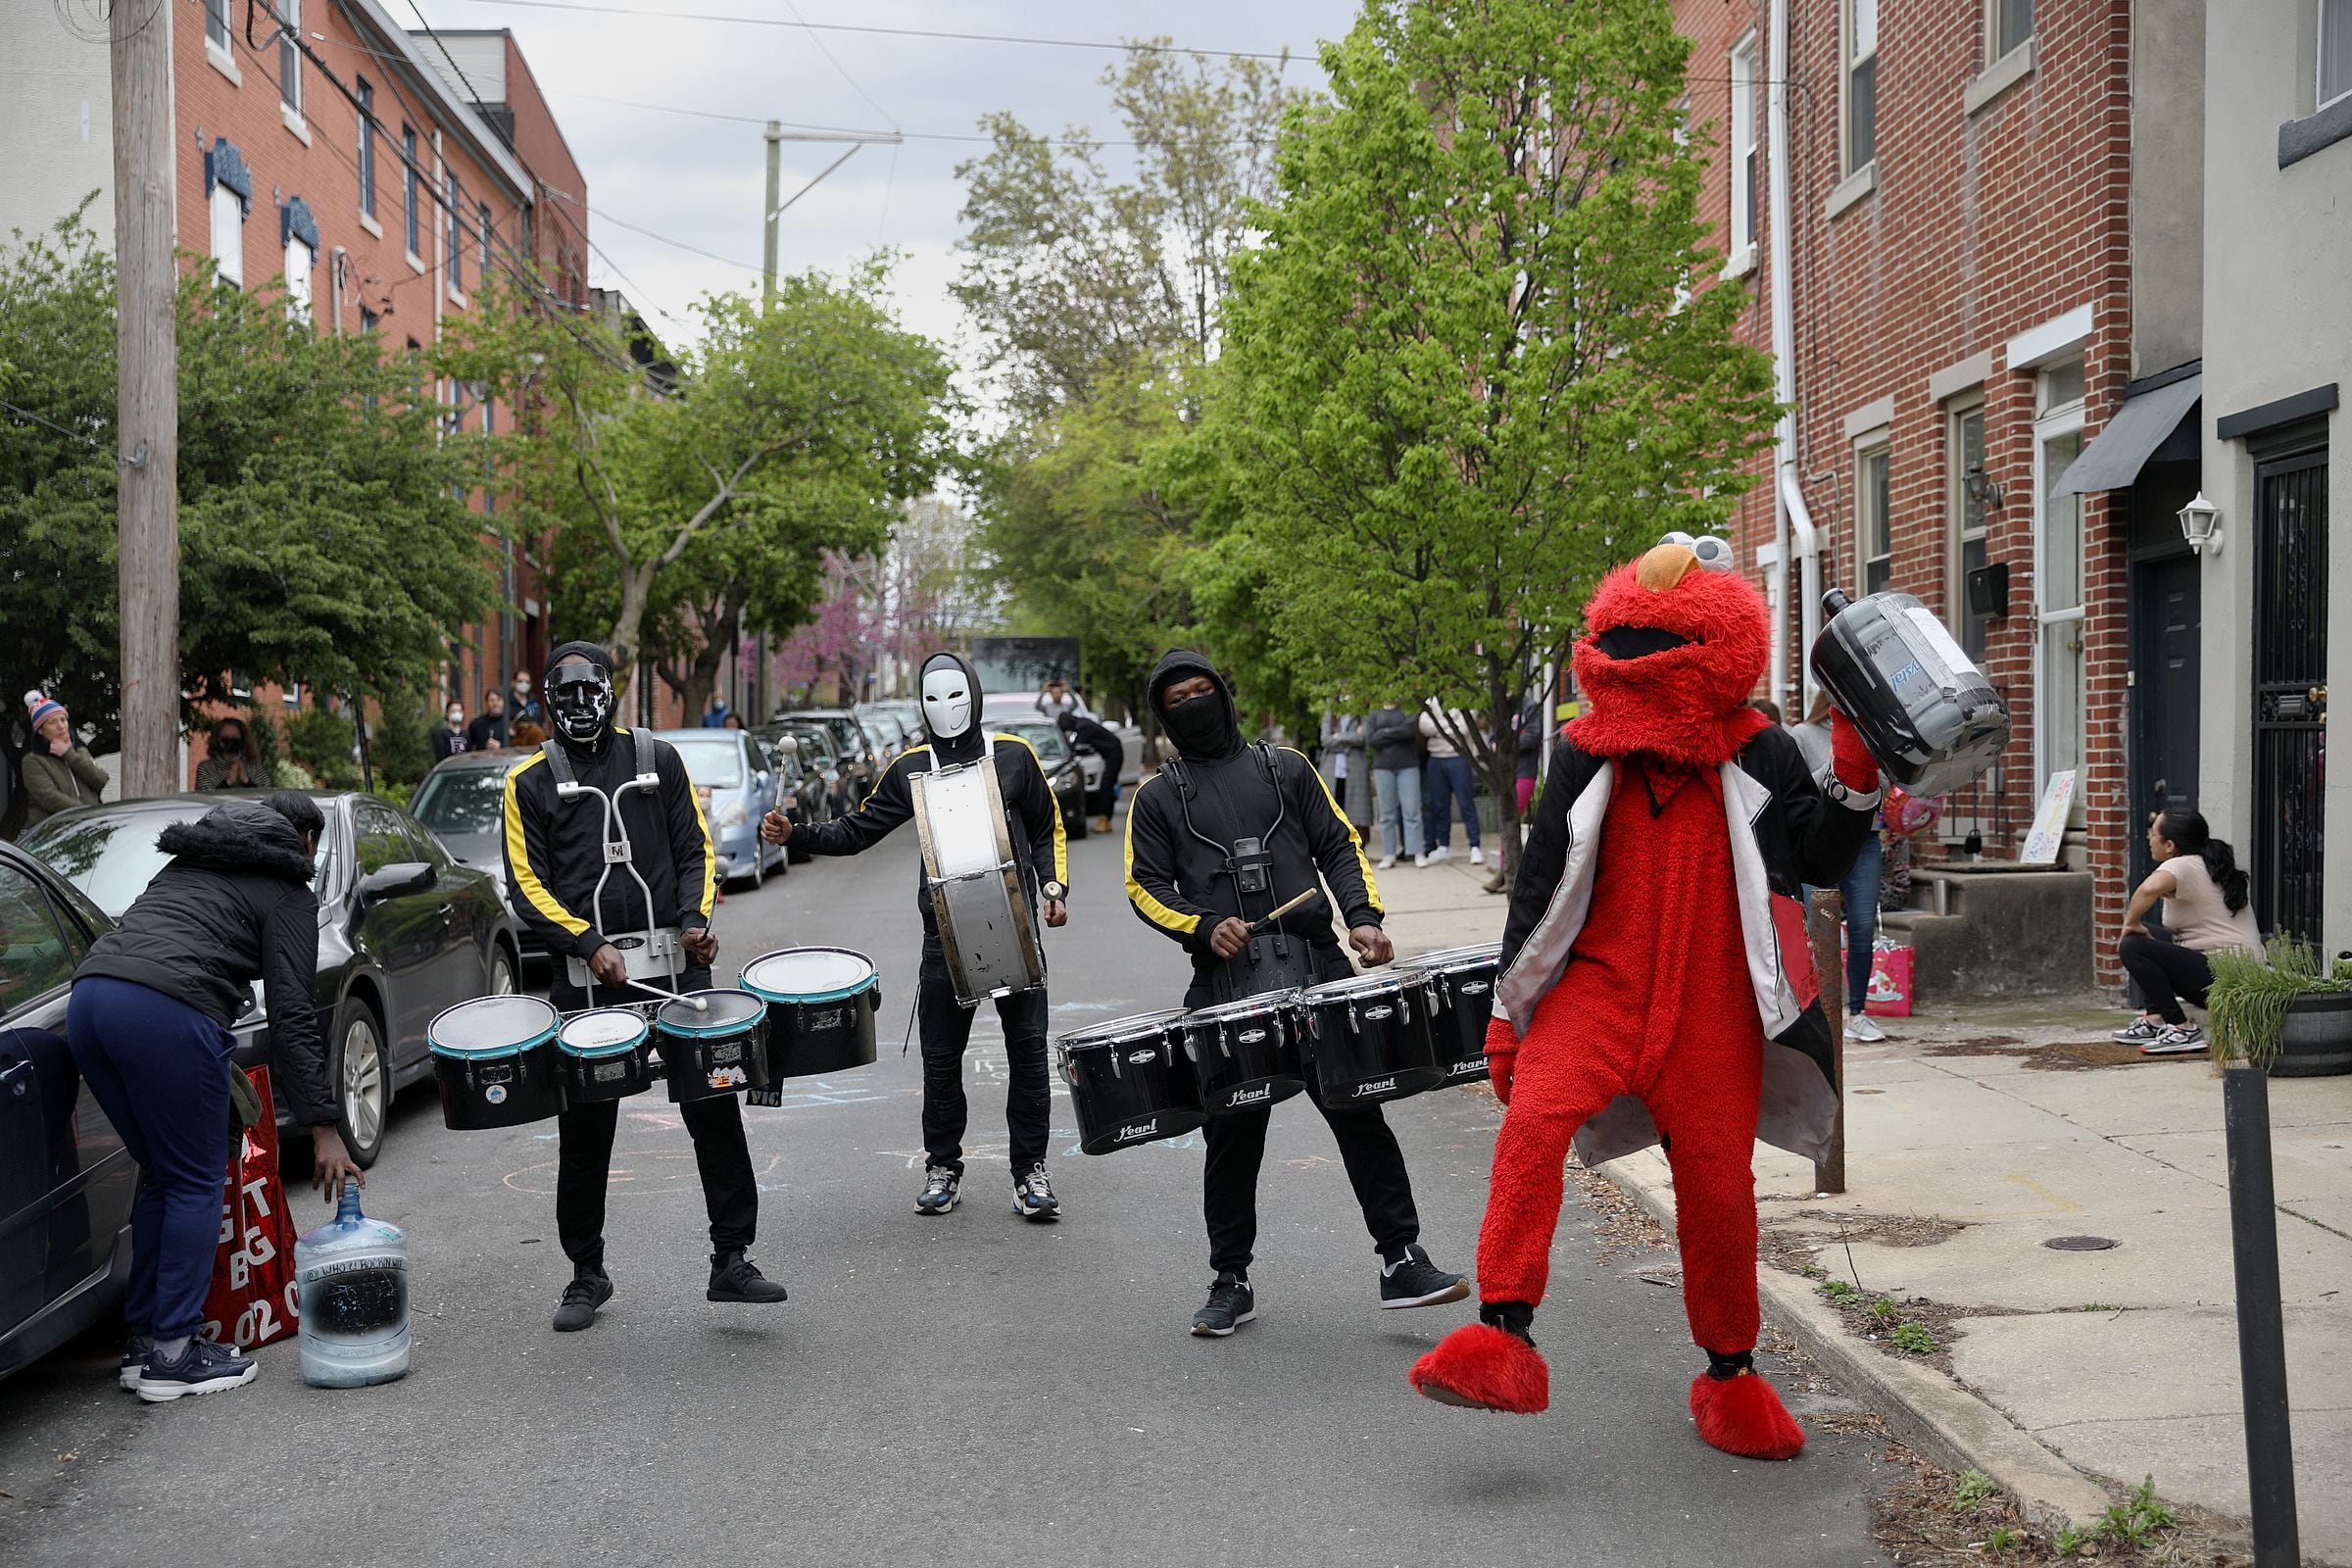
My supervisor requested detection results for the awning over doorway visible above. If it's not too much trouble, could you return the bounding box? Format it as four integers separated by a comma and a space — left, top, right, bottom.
2052, 372, 2202, 496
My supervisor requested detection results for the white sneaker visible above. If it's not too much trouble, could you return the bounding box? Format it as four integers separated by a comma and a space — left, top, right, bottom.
1470, 846, 1485, 865
1425, 846, 1452, 863
1845, 1014, 1886, 1043
1376, 856, 1396, 870
1412, 853, 1431, 868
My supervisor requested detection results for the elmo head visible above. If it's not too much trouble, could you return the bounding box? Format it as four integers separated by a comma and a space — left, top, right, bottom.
1567, 537, 1772, 768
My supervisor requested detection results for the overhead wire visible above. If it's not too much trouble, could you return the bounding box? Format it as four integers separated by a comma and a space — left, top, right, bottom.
775, 0, 898, 131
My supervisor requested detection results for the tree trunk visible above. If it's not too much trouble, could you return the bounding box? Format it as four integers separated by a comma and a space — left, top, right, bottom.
606, 562, 657, 707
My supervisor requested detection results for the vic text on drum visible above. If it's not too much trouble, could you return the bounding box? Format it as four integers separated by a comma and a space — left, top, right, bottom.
1122, 650, 1469, 1338
501, 642, 788, 1332
760, 651, 1069, 1221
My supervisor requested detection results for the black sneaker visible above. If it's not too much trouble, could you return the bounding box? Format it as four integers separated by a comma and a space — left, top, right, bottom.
916, 1164, 960, 1214
707, 1251, 788, 1303
1012, 1165, 1060, 1222
1191, 1272, 1256, 1337
554, 1270, 613, 1332
135, 1338, 257, 1402
1379, 1244, 1470, 1309
119, 1334, 153, 1392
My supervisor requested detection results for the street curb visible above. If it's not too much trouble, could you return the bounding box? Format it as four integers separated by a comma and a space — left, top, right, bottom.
1594, 1151, 2116, 1532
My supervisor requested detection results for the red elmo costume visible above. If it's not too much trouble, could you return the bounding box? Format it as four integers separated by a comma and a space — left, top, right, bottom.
1410, 540, 1880, 1459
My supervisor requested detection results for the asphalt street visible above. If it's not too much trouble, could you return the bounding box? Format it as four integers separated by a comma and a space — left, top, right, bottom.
0, 808, 1896, 1568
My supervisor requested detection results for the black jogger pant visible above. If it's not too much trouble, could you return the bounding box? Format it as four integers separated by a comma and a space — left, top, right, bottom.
2119, 931, 2215, 1025
553, 967, 758, 1271
1185, 950, 1421, 1278
916, 938, 1053, 1177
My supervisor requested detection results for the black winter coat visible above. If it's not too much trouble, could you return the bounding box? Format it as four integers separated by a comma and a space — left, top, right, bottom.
1364, 708, 1420, 771
500, 728, 716, 961
74, 801, 334, 1126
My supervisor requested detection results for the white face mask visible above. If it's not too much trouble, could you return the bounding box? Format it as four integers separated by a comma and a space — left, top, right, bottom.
922, 665, 973, 740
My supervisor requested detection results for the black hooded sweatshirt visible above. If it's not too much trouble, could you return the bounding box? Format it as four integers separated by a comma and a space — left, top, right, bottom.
500, 641, 716, 961
1123, 650, 1382, 972
794, 651, 1067, 935
74, 801, 335, 1126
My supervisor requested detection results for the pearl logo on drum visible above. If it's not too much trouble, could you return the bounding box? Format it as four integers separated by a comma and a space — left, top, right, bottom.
1229, 1084, 1273, 1105
1116, 1119, 1159, 1142
1353, 1076, 1398, 1098
1128, 1049, 1156, 1064
1238, 1028, 1268, 1044
1363, 1004, 1396, 1021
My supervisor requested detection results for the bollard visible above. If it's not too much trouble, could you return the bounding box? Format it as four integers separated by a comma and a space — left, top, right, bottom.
2223, 1063, 2300, 1567
1808, 888, 1847, 1195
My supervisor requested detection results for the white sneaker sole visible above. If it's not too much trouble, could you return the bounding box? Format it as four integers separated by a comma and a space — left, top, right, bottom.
915, 1195, 959, 1214
2140, 1039, 2208, 1056
1191, 1308, 1256, 1338
135, 1363, 258, 1402
1012, 1198, 1061, 1222
119, 1365, 143, 1393
1381, 1278, 1472, 1309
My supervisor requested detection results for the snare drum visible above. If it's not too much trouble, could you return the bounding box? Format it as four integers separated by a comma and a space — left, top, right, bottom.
429, 996, 567, 1129
1404, 944, 1502, 1086
1179, 993, 1307, 1114
556, 1008, 658, 1104
653, 991, 771, 1102
1293, 972, 1443, 1106
1056, 1010, 1206, 1154
739, 948, 881, 1078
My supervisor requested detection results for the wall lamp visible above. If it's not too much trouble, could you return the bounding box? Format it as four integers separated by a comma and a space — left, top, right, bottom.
1963, 461, 2005, 509
2178, 491, 2223, 556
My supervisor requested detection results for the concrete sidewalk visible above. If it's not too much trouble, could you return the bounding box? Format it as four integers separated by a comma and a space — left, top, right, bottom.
1375, 853, 2352, 1558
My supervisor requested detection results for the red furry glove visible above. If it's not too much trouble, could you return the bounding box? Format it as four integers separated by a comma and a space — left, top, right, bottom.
1830, 707, 1880, 794
1485, 1016, 1519, 1106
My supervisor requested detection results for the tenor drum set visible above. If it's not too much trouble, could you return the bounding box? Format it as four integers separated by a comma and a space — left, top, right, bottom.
1054, 942, 1503, 1156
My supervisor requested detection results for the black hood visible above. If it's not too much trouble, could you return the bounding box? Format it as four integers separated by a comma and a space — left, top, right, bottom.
156, 801, 317, 885
921, 650, 987, 764
1149, 648, 1242, 761
546, 639, 617, 755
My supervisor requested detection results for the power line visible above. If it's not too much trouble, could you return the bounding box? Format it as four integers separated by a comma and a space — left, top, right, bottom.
0, 396, 126, 463
455, 0, 1297, 62
536, 85, 1281, 149
543, 187, 762, 273
777, 0, 897, 131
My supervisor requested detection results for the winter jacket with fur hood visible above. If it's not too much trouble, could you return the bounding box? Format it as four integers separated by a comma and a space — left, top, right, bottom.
75, 801, 334, 1125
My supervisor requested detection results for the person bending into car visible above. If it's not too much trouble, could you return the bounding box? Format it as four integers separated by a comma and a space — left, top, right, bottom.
1056, 708, 1125, 836
503, 642, 787, 1333
68, 791, 361, 1401
760, 651, 1070, 1221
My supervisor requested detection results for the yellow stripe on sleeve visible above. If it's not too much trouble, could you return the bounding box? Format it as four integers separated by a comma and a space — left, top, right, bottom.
1285, 746, 1383, 916
997, 733, 1068, 886
1123, 775, 1200, 936
502, 753, 590, 937
689, 771, 716, 919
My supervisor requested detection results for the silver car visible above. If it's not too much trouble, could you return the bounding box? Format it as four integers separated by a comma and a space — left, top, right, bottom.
655, 729, 788, 890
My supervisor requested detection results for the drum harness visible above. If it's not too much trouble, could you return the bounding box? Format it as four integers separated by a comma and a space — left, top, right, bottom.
537, 732, 691, 1015
1159, 744, 1320, 1004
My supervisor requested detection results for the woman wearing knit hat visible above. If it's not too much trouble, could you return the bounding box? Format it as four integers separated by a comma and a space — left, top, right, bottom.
20, 691, 107, 828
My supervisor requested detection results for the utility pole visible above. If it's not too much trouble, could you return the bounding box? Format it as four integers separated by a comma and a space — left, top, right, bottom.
112, 0, 180, 797
762, 121, 783, 309
760, 125, 901, 311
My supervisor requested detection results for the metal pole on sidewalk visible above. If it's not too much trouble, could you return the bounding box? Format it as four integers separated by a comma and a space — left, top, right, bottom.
2222, 1063, 2300, 1567
1809, 887, 1846, 1195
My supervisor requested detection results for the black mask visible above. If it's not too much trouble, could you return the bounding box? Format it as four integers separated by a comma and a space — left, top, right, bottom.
1160, 691, 1235, 758
216, 733, 243, 756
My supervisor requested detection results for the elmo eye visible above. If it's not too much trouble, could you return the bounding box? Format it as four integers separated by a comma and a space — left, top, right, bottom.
1658, 530, 1695, 551
1690, 536, 1734, 572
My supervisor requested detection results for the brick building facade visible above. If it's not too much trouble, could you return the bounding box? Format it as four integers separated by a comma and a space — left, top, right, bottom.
1672, 0, 2194, 990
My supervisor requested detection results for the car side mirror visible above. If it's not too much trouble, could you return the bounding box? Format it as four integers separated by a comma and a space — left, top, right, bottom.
359, 860, 436, 905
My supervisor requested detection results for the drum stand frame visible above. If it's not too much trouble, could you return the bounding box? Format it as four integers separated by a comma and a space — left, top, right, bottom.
553, 766, 686, 1005
911, 755, 1047, 1008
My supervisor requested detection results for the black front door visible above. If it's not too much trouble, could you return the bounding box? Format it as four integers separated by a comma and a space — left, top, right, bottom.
2129, 552, 2202, 886
2252, 445, 2328, 944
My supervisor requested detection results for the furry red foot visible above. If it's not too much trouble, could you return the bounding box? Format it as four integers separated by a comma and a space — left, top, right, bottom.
1410, 1323, 1549, 1414
1689, 1370, 1806, 1459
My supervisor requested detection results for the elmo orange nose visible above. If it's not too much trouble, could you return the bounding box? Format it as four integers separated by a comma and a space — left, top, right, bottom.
1635, 543, 1700, 592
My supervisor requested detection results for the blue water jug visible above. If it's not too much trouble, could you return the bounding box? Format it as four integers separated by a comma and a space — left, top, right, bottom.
295, 1179, 412, 1388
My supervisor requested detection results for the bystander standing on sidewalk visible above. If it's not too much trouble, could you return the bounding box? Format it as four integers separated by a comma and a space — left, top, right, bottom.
193, 717, 260, 791
429, 702, 469, 764
1317, 710, 1373, 832
508, 671, 544, 730
1794, 693, 1887, 1040
2114, 807, 2262, 1055
19, 692, 105, 829
466, 690, 510, 753
1418, 704, 1482, 866
1364, 704, 1425, 870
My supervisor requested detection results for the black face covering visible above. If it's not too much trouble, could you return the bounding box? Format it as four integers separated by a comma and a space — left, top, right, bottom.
1160, 688, 1235, 758
215, 731, 244, 756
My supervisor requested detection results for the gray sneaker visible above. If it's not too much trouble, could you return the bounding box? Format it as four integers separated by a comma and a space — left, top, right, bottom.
2141, 1022, 2208, 1056
1846, 1014, 1887, 1043
2112, 1015, 2167, 1045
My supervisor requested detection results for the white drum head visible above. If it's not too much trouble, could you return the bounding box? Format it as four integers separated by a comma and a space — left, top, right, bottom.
560, 1010, 646, 1051
743, 948, 875, 999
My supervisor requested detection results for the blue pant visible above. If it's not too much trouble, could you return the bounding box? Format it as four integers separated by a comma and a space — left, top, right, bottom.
1422, 755, 1480, 850
1374, 766, 1423, 858
1838, 834, 1884, 1015
67, 977, 233, 1341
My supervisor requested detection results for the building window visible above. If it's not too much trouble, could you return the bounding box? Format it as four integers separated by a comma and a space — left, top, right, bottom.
281, 198, 318, 323
206, 0, 229, 52
1729, 32, 1758, 260
402, 127, 420, 257
478, 201, 493, 278
1858, 444, 1892, 596
359, 307, 378, 334
1845, 0, 1879, 173
2324, 0, 2352, 109
277, 0, 302, 116
205, 140, 251, 288
446, 174, 463, 294
358, 80, 376, 217
1950, 403, 1989, 661
1992, 0, 2033, 60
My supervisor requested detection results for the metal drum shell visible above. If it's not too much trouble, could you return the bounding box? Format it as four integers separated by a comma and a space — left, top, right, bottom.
1809, 589, 2011, 798
1178, 994, 1308, 1115
739, 948, 882, 1079
429, 996, 567, 1130
1406, 945, 1502, 1087
653, 991, 772, 1103
555, 1009, 659, 1104
1294, 974, 1444, 1107
1056, 1011, 1205, 1154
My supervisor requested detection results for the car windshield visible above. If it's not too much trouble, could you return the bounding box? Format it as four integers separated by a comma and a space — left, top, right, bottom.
779, 727, 834, 766
673, 740, 745, 790
1001, 722, 1072, 762
23, 805, 334, 918
410, 767, 509, 834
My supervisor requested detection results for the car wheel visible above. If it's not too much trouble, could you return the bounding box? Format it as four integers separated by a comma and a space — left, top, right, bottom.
489, 947, 516, 997
1067, 804, 1090, 841
333, 1001, 389, 1169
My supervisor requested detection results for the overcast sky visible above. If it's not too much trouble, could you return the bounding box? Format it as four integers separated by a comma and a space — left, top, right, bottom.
415, 0, 1362, 366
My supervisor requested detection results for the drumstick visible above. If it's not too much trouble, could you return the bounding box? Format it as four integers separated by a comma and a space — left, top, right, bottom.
1247, 888, 1322, 934
617, 975, 708, 1011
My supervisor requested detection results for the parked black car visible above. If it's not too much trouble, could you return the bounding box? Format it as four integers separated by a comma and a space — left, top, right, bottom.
769, 717, 860, 816
753, 732, 832, 861
408, 749, 546, 953
995, 719, 1090, 840
785, 709, 883, 804
21, 792, 521, 1169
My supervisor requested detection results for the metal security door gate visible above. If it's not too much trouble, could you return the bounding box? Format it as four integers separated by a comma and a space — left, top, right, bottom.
2252, 448, 2328, 944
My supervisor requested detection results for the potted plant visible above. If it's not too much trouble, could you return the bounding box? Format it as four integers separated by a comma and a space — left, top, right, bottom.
2207, 938, 2352, 1077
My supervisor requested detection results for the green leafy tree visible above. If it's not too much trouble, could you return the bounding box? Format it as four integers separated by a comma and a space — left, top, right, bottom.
441, 267, 954, 703
1214, 0, 1781, 878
